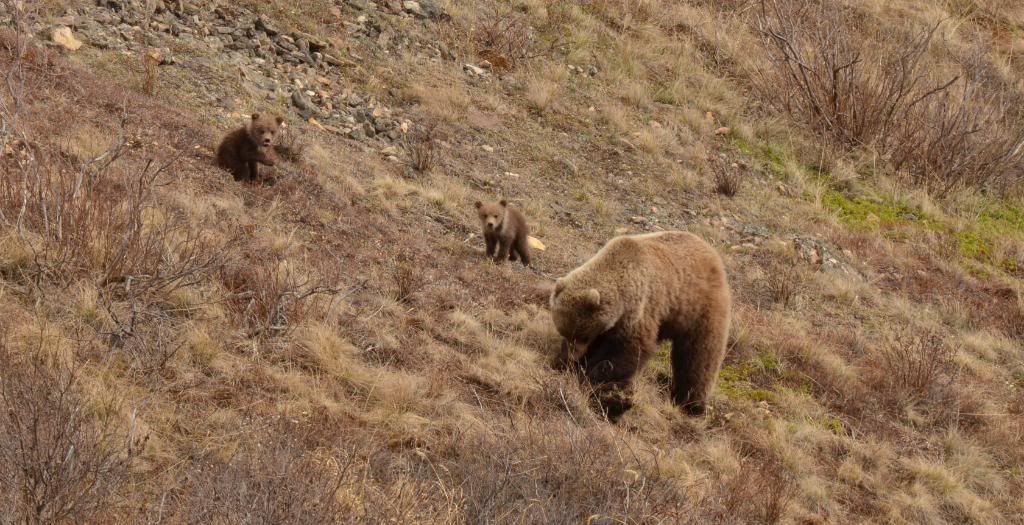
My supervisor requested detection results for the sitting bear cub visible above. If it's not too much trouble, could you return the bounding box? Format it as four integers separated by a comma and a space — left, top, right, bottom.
215, 113, 283, 182
550, 231, 731, 420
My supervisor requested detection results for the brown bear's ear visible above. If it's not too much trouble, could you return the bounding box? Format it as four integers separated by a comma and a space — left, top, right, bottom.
499, 199, 508, 207
275, 116, 284, 126
474, 201, 483, 209
584, 288, 601, 306
251, 113, 260, 121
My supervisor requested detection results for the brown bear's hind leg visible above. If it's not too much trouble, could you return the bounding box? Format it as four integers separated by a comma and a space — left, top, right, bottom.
514, 234, 531, 266
669, 319, 728, 415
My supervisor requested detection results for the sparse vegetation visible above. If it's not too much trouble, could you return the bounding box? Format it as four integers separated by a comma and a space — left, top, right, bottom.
1, 0, 1023, 521
713, 160, 743, 197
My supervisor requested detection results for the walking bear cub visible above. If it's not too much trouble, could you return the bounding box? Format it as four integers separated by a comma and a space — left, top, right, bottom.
475, 199, 531, 266
215, 113, 283, 182
549, 231, 731, 420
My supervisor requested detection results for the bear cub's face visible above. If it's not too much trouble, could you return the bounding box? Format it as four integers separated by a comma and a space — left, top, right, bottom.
550, 281, 617, 344
475, 200, 507, 233
248, 113, 284, 147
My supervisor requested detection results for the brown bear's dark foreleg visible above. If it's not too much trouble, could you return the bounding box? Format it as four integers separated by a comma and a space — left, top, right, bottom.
484, 234, 497, 257
494, 238, 512, 263
670, 318, 728, 416
578, 332, 655, 421
246, 160, 259, 181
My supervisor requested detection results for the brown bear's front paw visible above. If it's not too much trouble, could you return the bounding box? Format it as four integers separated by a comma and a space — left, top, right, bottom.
592, 385, 634, 422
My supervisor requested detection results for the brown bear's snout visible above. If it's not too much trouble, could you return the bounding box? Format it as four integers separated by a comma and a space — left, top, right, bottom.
261, 135, 274, 147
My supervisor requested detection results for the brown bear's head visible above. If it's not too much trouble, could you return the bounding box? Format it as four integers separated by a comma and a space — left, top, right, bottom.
475, 199, 507, 233
549, 279, 618, 344
248, 113, 284, 148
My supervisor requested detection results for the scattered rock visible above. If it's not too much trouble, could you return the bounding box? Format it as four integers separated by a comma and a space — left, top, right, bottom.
463, 63, 487, 77
255, 14, 279, 36
348, 127, 367, 141
403, 0, 444, 19
290, 90, 319, 119
714, 126, 731, 136
51, 26, 83, 51
481, 144, 494, 153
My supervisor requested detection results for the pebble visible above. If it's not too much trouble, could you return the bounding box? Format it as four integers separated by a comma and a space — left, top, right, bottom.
481, 145, 494, 153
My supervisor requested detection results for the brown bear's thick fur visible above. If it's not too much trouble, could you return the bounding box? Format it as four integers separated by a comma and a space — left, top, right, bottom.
215, 113, 283, 182
549, 231, 731, 420
475, 199, 531, 266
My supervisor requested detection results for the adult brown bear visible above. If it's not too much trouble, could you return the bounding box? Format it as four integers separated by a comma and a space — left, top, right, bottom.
550, 231, 731, 420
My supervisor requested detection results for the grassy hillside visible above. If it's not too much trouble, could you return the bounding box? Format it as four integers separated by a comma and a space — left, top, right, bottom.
1, 0, 1023, 522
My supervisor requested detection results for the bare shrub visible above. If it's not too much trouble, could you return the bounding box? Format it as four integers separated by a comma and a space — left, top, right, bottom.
874, 326, 959, 405
713, 161, 743, 197
221, 257, 352, 338
471, 7, 557, 70
103, 297, 187, 375
766, 253, 803, 309
711, 456, 797, 524
390, 257, 424, 304
273, 123, 307, 163
0, 332, 144, 523
403, 122, 437, 174
183, 420, 345, 524
753, 0, 1024, 194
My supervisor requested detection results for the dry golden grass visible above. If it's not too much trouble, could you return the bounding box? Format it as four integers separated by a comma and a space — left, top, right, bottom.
1, 0, 1024, 522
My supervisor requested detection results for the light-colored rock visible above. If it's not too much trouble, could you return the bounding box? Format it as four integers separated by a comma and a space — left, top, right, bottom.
51, 26, 83, 51
463, 63, 487, 77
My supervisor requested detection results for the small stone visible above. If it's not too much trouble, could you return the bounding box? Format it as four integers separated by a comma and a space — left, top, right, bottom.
256, 15, 279, 36
347, 93, 364, 106
463, 63, 487, 77
481, 144, 494, 153
478, 59, 493, 70
291, 91, 319, 119
380, 146, 400, 156
614, 227, 629, 235
714, 126, 731, 136
362, 122, 377, 138
402, 1, 425, 17
51, 26, 83, 51
348, 127, 367, 140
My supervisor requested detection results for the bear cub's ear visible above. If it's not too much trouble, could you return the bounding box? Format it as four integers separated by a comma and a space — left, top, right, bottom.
474, 201, 483, 209
499, 199, 508, 207
251, 113, 260, 121
275, 116, 284, 125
